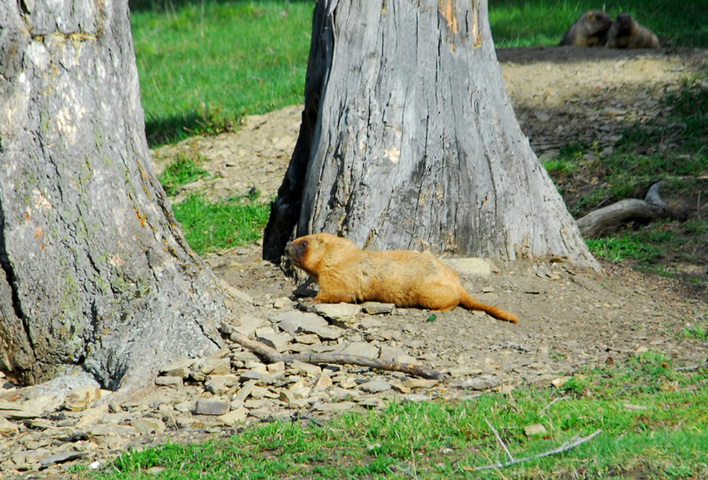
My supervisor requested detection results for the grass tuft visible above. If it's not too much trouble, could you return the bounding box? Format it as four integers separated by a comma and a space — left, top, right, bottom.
172, 192, 269, 255
157, 152, 210, 196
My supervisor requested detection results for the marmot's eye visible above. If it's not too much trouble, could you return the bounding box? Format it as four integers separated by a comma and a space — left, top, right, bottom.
301, 241, 308, 247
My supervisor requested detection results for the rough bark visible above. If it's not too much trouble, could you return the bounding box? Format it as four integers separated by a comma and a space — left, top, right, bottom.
264, 0, 599, 269
0, 0, 225, 391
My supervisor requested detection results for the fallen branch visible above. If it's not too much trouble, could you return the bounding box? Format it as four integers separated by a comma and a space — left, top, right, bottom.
468, 429, 602, 471
484, 416, 514, 462
576, 181, 670, 238
229, 331, 446, 380
675, 360, 708, 372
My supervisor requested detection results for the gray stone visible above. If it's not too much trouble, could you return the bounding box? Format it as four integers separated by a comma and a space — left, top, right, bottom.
337, 342, 379, 358
289, 360, 322, 377
312, 401, 356, 413
159, 358, 194, 378
312, 303, 362, 321
218, 407, 249, 426
310, 325, 346, 341
132, 417, 166, 435
155, 376, 184, 388
233, 314, 269, 337
233, 380, 257, 403
271, 311, 328, 335
205, 375, 239, 395
273, 297, 293, 309
362, 302, 396, 314
64, 386, 102, 412
255, 331, 292, 351
220, 279, 254, 304
359, 380, 391, 394
194, 399, 230, 416
442, 257, 493, 278
0, 417, 18, 436
378, 346, 417, 365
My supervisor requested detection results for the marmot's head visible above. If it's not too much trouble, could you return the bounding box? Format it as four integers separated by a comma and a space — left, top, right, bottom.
285, 233, 356, 278
614, 13, 637, 33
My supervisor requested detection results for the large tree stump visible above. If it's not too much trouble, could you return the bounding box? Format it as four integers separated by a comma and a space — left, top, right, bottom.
264, 0, 599, 270
0, 0, 226, 392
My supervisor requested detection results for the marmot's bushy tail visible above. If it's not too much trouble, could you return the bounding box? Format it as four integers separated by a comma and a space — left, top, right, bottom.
460, 292, 519, 323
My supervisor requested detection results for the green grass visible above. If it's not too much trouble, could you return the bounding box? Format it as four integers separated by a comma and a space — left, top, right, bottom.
83, 353, 708, 479
130, 1, 313, 146
172, 193, 269, 255
488, 0, 708, 47
157, 152, 210, 195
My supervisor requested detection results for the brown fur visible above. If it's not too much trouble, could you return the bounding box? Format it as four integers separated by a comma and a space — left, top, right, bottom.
559, 10, 611, 47
286, 233, 519, 323
606, 13, 660, 49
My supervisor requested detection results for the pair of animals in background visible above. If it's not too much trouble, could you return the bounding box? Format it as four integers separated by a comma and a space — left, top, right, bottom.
560, 11, 660, 49
286, 233, 519, 324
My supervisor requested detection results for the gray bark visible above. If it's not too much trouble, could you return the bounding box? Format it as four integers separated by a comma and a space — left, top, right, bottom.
264, 0, 598, 269
0, 0, 225, 390
577, 182, 670, 237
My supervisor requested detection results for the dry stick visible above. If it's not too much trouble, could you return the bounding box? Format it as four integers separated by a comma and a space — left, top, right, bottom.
675, 361, 708, 372
229, 332, 446, 380
484, 416, 514, 462
471, 429, 603, 472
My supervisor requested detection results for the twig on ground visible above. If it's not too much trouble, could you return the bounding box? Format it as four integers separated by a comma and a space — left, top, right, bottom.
675, 361, 708, 372
229, 331, 446, 380
539, 397, 567, 417
484, 416, 514, 462
470, 429, 602, 471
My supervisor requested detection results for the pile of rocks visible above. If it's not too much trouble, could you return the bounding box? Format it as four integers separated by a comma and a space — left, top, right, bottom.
0, 294, 496, 478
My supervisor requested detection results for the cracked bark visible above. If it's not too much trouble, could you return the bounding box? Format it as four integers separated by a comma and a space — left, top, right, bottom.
263, 0, 597, 270
0, 0, 226, 391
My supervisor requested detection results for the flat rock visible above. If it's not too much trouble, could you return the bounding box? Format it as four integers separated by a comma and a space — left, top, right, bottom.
442, 257, 493, 278
194, 399, 230, 416
362, 302, 396, 315
155, 376, 184, 388
311, 303, 362, 322
272, 311, 328, 335
379, 346, 417, 365
336, 342, 379, 358
159, 358, 194, 378
255, 330, 292, 351
64, 386, 102, 412
359, 380, 391, 394
0, 416, 18, 435
132, 417, 166, 435
39, 451, 88, 468
218, 407, 249, 426
233, 314, 269, 337
310, 325, 346, 341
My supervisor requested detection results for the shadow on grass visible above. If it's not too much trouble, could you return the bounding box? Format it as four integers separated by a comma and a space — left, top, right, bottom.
144, 109, 237, 148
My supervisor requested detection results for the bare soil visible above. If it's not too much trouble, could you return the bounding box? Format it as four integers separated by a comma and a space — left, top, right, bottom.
152, 46, 708, 386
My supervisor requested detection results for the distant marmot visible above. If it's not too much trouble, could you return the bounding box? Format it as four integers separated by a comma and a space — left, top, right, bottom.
606, 13, 660, 49
286, 233, 519, 323
559, 10, 612, 47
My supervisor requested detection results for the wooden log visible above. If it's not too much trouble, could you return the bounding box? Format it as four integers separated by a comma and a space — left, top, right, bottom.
576, 182, 669, 238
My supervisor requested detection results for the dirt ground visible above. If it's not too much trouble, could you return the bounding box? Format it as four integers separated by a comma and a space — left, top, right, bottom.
152, 46, 708, 384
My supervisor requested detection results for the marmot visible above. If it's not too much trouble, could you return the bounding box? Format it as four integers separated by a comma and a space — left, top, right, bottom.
606, 13, 660, 49
286, 233, 519, 323
559, 10, 612, 47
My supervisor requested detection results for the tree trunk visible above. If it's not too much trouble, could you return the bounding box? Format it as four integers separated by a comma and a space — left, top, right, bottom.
264, 0, 598, 269
0, 0, 225, 391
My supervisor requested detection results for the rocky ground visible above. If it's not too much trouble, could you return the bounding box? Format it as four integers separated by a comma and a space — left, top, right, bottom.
1, 46, 707, 478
